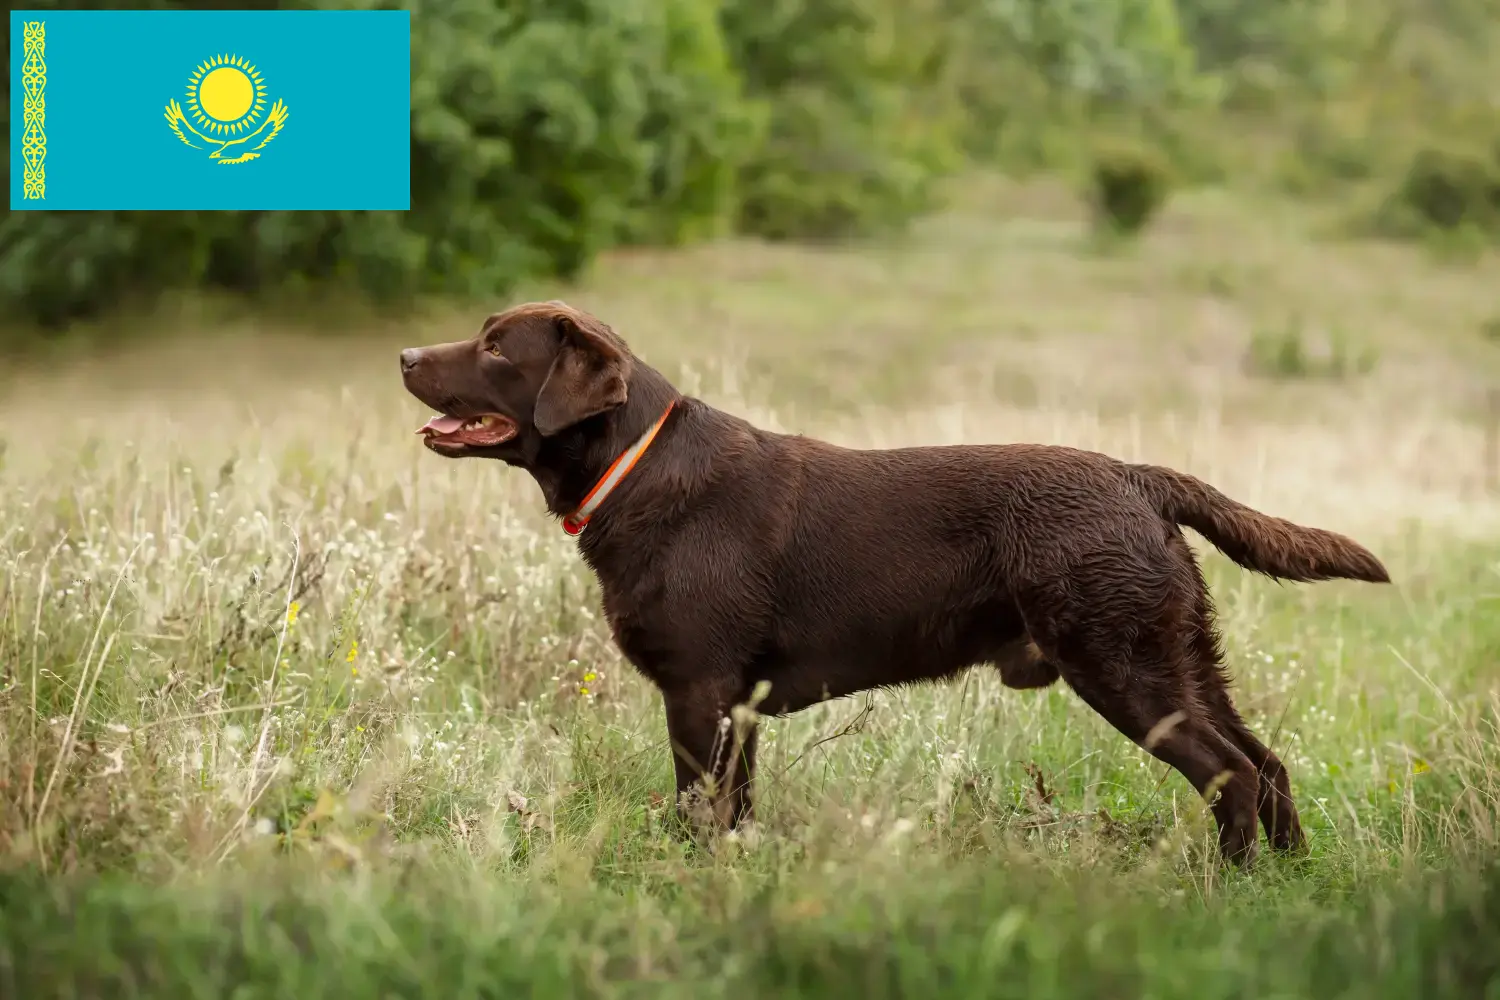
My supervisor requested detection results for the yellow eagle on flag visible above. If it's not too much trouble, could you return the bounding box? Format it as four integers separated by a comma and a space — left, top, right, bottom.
164, 53, 289, 164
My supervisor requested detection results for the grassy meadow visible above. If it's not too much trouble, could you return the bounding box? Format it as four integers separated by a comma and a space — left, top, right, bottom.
3, 177, 1500, 997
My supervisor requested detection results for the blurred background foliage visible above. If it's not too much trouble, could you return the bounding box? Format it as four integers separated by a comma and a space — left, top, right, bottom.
3, 0, 1499, 330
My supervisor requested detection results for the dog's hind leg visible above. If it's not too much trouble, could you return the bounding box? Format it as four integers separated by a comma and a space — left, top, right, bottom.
1068, 659, 1266, 863
1192, 631, 1304, 853
1206, 691, 1304, 854
1020, 578, 1261, 865
1183, 558, 1306, 854
1061, 655, 1262, 865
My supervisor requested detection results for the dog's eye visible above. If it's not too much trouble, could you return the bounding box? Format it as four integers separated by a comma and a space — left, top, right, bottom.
485, 344, 504, 358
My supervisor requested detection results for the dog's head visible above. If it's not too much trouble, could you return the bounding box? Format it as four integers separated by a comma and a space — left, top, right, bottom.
399, 301, 634, 460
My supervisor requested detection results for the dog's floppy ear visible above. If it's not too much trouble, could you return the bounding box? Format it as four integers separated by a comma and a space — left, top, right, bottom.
533, 305, 633, 437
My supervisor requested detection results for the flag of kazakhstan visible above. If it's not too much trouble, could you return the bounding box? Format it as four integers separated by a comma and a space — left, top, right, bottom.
10, 9, 410, 210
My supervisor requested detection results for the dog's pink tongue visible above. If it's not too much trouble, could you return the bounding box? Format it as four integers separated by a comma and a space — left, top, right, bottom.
419, 414, 464, 436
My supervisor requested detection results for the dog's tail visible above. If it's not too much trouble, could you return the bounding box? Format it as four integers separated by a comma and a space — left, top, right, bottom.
1127, 464, 1390, 584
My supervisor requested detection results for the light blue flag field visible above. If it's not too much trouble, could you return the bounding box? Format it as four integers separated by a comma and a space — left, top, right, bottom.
10, 9, 410, 210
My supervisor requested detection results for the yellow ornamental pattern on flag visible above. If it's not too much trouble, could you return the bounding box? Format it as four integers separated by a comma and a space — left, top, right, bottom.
163, 52, 290, 164
21, 21, 46, 200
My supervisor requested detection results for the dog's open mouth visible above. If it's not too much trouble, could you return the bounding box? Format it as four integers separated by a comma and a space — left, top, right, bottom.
416, 413, 518, 449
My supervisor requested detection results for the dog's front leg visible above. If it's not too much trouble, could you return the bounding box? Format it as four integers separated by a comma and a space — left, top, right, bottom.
663, 684, 757, 833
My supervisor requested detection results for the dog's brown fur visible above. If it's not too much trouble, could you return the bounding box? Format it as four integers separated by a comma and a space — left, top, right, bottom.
400, 301, 1390, 865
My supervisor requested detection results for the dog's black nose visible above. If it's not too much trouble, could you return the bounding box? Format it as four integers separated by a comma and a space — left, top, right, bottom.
400, 348, 421, 373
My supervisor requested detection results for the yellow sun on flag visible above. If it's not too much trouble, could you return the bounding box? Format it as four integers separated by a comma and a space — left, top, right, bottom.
184, 54, 267, 136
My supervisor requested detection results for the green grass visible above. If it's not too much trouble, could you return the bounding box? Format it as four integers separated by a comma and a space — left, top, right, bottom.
2, 177, 1500, 996
5, 858, 1500, 998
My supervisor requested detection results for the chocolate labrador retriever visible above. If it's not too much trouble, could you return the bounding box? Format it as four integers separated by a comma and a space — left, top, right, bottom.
400, 301, 1389, 865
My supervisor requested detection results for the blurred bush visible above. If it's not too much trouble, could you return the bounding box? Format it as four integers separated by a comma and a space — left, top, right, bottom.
1375, 146, 1500, 246
1246, 315, 1379, 380
1088, 139, 1173, 236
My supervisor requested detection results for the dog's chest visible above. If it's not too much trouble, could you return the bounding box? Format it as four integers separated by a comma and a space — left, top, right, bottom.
597, 582, 672, 677
594, 568, 722, 687
602, 607, 680, 686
